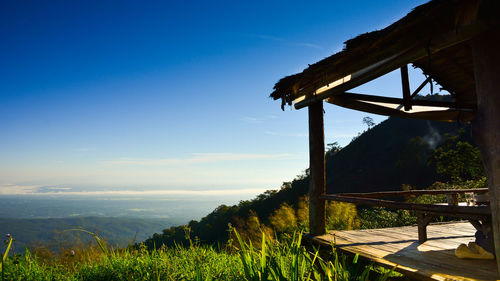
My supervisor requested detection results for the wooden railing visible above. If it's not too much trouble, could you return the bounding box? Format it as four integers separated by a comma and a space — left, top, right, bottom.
324, 188, 491, 243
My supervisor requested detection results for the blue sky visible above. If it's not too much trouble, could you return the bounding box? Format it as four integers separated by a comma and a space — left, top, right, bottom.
0, 0, 429, 196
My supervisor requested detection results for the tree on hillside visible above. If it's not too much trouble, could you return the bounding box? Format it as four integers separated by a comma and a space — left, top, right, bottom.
362, 116, 375, 130
428, 129, 484, 181
326, 142, 342, 158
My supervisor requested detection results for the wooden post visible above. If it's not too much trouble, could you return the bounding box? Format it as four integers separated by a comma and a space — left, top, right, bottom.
417, 213, 434, 244
472, 31, 500, 272
308, 101, 326, 235
400, 65, 412, 111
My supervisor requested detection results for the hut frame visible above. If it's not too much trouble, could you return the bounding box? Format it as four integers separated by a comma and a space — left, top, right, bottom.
270, 0, 500, 272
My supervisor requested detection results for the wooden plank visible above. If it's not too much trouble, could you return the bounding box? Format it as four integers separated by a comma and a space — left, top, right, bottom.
315, 239, 454, 280
336, 188, 488, 198
336, 224, 473, 252
328, 223, 477, 255
308, 101, 326, 235
324, 227, 469, 260
471, 30, 500, 273
308, 222, 499, 280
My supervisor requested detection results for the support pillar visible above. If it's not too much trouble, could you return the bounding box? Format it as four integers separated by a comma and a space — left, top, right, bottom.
472, 31, 500, 272
308, 101, 326, 235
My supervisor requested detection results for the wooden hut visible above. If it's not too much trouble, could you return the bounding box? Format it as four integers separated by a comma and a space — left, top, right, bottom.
270, 0, 500, 274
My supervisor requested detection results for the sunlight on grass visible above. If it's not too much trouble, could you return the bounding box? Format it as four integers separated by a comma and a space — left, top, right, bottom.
0, 231, 396, 281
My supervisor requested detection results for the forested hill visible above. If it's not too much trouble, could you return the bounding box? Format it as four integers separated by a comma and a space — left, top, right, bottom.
143, 116, 472, 247
0, 217, 169, 251
326, 117, 467, 193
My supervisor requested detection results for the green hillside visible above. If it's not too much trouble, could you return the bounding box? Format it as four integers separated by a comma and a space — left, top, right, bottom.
144, 116, 477, 248
326, 117, 468, 193
0, 217, 169, 251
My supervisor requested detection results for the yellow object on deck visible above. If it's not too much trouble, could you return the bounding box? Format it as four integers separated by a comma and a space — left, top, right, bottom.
455, 242, 495, 260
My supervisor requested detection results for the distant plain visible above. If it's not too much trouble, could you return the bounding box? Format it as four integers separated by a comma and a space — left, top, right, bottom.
0, 193, 245, 250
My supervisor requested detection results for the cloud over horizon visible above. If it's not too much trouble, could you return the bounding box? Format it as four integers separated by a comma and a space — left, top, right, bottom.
0, 183, 270, 197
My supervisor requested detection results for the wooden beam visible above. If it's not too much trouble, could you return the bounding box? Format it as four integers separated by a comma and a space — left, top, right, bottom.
335, 92, 472, 108
308, 101, 326, 235
294, 21, 487, 109
411, 76, 432, 98
471, 31, 500, 273
400, 65, 412, 111
337, 188, 488, 198
323, 194, 491, 217
325, 94, 475, 122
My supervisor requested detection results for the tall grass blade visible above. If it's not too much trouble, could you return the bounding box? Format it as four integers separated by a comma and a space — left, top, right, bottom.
63, 229, 109, 256
0, 235, 13, 273
233, 228, 253, 280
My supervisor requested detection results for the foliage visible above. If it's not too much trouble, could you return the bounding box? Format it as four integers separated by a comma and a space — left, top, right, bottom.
143, 176, 311, 249
1, 232, 244, 281
266, 199, 360, 233
230, 228, 394, 281
296, 197, 309, 230
325, 142, 342, 158
358, 208, 416, 229
325, 118, 466, 196
0, 231, 396, 281
326, 202, 359, 231
362, 117, 375, 130
1, 234, 13, 273
358, 177, 487, 229
144, 117, 482, 250
409, 179, 487, 205
428, 129, 484, 181
232, 211, 274, 248
269, 204, 298, 234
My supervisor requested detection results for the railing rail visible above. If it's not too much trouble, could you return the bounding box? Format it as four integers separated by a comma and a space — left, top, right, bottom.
332, 188, 489, 198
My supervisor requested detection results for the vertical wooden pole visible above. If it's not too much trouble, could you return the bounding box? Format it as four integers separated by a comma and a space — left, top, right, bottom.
308, 101, 326, 235
400, 65, 412, 111
417, 213, 428, 244
472, 31, 500, 272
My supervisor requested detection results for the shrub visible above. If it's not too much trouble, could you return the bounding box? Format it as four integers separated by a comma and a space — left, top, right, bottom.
326, 202, 360, 230
269, 203, 298, 233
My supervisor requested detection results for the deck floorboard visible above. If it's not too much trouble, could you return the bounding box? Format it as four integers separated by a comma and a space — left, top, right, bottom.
309, 222, 498, 281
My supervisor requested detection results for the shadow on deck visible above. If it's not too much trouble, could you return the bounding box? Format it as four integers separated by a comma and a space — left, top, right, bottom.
307, 222, 498, 281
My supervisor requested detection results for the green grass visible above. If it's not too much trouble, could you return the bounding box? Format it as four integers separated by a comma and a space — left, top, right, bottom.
0, 230, 397, 281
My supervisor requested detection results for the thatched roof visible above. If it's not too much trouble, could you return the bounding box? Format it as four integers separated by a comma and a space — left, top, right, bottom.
270, 0, 499, 115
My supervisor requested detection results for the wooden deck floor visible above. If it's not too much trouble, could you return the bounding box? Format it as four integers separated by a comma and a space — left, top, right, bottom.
310, 222, 498, 281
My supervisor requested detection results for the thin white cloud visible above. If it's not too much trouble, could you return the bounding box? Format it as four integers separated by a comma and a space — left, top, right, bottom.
242, 117, 260, 123
295, 42, 322, 50
0, 185, 270, 196
265, 131, 308, 137
44, 187, 72, 191
241, 115, 278, 124
0, 184, 41, 195
248, 33, 322, 50
103, 153, 292, 166
0, 184, 77, 194
74, 147, 94, 152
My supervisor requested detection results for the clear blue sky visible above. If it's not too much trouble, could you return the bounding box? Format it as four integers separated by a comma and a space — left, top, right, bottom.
0, 0, 429, 196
